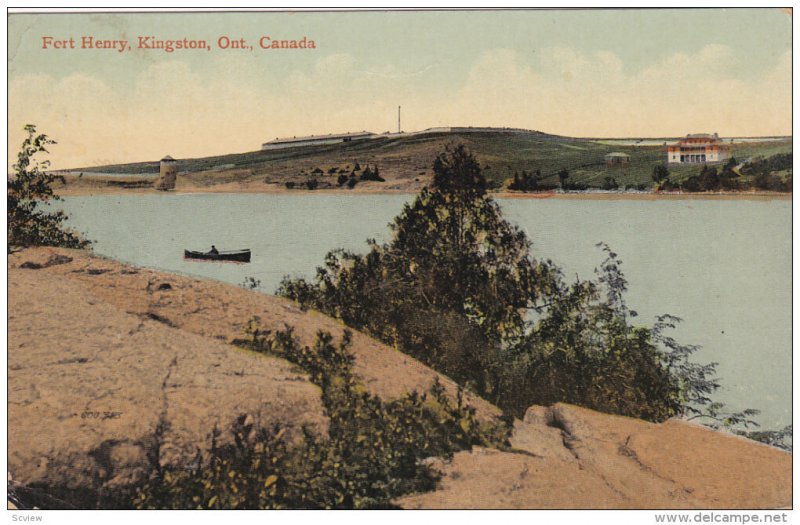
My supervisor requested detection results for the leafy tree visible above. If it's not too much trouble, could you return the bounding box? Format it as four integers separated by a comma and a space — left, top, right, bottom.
753, 173, 772, 191
652, 164, 670, 184
741, 153, 791, 177
499, 246, 683, 420
681, 175, 702, 193
718, 160, 741, 191
601, 177, 619, 191
752, 171, 789, 192
683, 165, 732, 193
652, 164, 671, 191
359, 165, 385, 182
337, 173, 349, 186
698, 165, 720, 191
280, 145, 725, 421
508, 169, 544, 192
7, 125, 89, 251
280, 145, 559, 395
733, 154, 792, 192
558, 169, 569, 189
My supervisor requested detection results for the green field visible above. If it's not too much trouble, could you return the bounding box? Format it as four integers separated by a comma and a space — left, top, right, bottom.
72, 130, 792, 191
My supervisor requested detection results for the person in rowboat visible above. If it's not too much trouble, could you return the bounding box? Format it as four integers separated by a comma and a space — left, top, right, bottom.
208, 245, 219, 255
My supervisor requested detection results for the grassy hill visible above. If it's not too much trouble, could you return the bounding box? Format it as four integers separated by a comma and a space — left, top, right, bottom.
69, 130, 792, 192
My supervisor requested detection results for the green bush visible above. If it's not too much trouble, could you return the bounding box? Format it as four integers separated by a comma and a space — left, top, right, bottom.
132, 325, 510, 509
681, 154, 792, 193
359, 165, 385, 182
508, 169, 543, 191
501, 245, 683, 421
7, 125, 89, 251
601, 176, 619, 190
740, 153, 792, 178
278, 145, 727, 423
752, 170, 791, 192
738, 425, 792, 452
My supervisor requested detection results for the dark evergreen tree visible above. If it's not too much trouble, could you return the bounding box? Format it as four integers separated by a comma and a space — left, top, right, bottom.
558, 169, 569, 189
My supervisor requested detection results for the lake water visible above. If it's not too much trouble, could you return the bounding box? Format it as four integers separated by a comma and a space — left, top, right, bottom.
59, 193, 791, 430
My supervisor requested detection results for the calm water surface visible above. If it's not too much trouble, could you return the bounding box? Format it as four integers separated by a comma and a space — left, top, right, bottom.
60, 194, 791, 429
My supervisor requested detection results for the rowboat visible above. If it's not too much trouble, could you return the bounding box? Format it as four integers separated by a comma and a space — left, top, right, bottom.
183, 249, 251, 263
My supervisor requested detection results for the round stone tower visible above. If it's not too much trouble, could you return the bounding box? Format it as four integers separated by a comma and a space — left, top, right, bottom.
156, 155, 177, 191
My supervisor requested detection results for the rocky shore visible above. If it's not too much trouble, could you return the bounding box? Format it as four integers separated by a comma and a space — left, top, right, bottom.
8, 247, 791, 509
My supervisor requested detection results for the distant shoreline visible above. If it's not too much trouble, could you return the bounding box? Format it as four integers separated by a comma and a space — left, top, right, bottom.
56, 184, 792, 201
48, 131, 791, 201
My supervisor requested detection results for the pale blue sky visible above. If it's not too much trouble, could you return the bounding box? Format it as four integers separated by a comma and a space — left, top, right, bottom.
8, 9, 792, 168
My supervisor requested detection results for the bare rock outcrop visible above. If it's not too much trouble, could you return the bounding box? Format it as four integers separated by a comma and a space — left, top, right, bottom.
9, 260, 327, 507
9, 247, 498, 418
7, 247, 498, 507
397, 404, 791, 509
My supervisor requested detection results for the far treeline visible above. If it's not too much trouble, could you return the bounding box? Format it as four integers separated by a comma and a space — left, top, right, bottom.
653, 154, 792, 193
509, 153, 792, 193
283, 162, 385, 191
281, 153, 793, 194
72, 129, 791, 195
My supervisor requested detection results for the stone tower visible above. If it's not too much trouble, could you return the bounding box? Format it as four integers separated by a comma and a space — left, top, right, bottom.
156, 155, 177, 191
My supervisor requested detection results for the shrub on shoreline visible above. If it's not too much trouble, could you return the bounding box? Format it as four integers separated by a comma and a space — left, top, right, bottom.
131, 325, 510, 509
278, 144, 748, 426
7, 125, 90, 251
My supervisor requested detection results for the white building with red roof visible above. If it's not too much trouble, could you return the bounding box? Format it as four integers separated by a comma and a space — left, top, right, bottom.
667, 133, 731, 164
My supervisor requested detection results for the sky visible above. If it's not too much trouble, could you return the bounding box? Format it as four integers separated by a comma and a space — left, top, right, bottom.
7, 8, 793, 170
